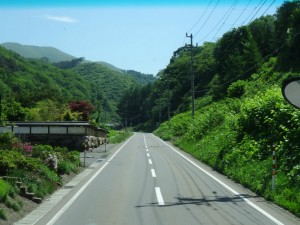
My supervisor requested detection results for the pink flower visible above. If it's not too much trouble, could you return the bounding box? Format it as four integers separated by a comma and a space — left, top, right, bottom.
23, 143, 33, 153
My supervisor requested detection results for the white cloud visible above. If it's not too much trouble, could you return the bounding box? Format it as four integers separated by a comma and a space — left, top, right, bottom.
43, 15, 78, 23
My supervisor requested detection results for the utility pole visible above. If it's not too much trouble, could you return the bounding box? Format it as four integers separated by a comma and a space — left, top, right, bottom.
125, 101, 128, 131
167, 77, 171, 120
0, 95, 2, 123
186, 33, 195, 118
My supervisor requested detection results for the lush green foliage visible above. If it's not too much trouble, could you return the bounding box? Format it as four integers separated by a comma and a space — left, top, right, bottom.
0, 133, 80, 199
0, 179, 11, 201
123, 70, 156, 85
108, 130, 133, 144
0, 45, 155, 125
73, 63, 140, 122
154, 67, 300, 216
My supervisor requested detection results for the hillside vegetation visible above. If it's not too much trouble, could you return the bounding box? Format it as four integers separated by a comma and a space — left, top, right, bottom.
120, 1, 300, 216
0, 46, 107, 122
0, 43, 155, 124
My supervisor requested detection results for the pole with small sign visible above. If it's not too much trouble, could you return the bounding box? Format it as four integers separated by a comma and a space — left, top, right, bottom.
272, 145, 276, 191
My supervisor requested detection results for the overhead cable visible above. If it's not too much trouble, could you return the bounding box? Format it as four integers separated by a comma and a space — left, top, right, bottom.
230, 0, 253, 30
187, 0, 214, 34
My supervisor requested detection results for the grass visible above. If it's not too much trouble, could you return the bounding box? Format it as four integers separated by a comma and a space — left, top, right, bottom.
108, 131, 133, 144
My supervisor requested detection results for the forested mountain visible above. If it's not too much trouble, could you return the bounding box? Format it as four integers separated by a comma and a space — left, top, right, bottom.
0, 42, 156, 123
72, 63, 138, 109
1, 42, 75, 63
0, 45, 108, 121
123, 70, 156, 85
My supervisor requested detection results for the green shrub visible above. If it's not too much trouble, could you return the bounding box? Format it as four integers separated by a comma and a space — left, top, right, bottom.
5, 198, 21, 212
227, 80, 246, 98
57, 161, 76, 175
156, 83, 300, 216
0, 132, 16, 150
0, 179, 11, 201
109, 131, 132, 143
154, 111, 192, 140
32, 145, 54, 160
0, 208, 7, 221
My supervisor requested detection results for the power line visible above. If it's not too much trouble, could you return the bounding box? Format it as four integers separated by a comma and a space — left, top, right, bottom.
187, 0, 214, 34
247, 0, 268, 23
211, 0, 240, 41
197, 0, 237, 44
230, 0, 253, 30
241, 0, 265, 26
260, 0, 276, 17
194, 0, 221, 39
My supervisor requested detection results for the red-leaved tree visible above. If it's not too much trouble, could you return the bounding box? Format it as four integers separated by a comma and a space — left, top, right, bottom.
68, 101, 95, 121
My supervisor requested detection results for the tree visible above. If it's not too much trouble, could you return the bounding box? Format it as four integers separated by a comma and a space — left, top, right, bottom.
2, 97, 27, 121
68, 101, 95, 121
275, 1, 300, 71
213, 26, 261, 99
248, 15, 276, 57
53, 57, 85, 69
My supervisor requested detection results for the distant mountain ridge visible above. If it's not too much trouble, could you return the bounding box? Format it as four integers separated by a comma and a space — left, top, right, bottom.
1, 42, 75, 63
1, 42, 156, 81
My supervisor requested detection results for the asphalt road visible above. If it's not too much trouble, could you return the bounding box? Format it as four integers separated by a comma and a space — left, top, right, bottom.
33, 133, 300, 225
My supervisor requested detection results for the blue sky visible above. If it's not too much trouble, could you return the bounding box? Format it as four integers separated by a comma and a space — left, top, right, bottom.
0, 0, 286, 75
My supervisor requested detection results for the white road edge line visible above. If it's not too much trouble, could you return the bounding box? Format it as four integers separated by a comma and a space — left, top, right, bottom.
151, 169, 157, 178
152, 134, 284, 225
44, 134, 136, 225
155, 187, 164, 205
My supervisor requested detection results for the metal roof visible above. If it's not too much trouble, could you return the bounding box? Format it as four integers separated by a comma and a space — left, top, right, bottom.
6, 121, 108, 132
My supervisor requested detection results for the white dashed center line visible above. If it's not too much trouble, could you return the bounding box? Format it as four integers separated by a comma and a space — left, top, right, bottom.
148, 159, 153, 165
151, 169, 156, 178
155, 187, 165, 205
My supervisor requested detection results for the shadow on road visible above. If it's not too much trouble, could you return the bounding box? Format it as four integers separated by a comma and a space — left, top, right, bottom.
136, 194, 258, 208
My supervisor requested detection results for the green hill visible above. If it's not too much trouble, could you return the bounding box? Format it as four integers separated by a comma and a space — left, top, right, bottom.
0, 45, 106, 122
123, 70, 156, 85
72, 63, 137, 107
0, 43, 156, 123
1, 42, 75, 63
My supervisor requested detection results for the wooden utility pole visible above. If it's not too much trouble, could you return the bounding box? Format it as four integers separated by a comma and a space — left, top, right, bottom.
186, 33, 195, 118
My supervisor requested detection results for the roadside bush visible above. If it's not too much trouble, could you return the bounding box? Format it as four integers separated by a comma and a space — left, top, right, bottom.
154, 111, 192, 140
0, 208, 7, 221
227, 80, 246, 98
5, 197, 21, 212
238, 87, 300, 181
0, 132, 16, 150
155, 84, 300, 216
0, 150, 60, 198
0, 179, 11, 201
109, 130, 132, 143
57, 161, 78, 175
